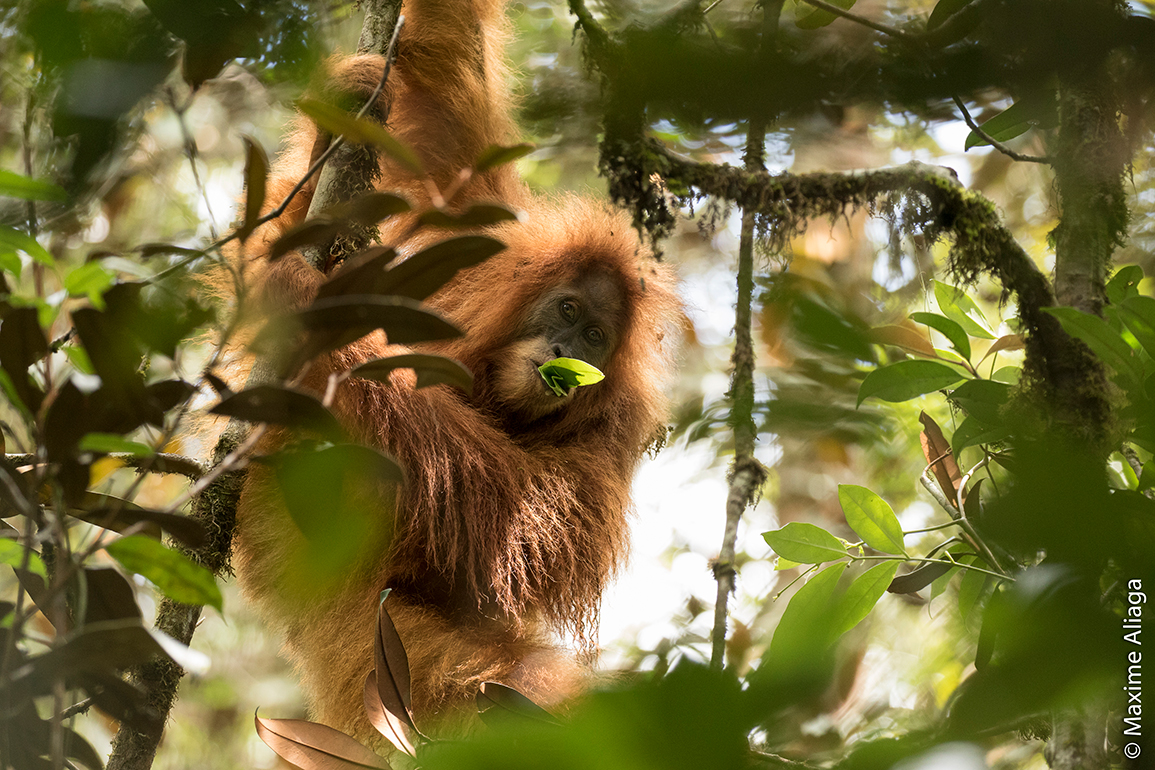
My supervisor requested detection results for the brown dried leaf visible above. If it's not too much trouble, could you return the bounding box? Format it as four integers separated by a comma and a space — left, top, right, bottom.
373, 599, 417, 732
867, 325, 936, 358
351, 354, 473, 394
476, 681, 560, 728
918, 411, 962, 507
254, 714, 390, 770
363, 671, 417, 757
979, 334, 1025, 363
239, 136, 269, 243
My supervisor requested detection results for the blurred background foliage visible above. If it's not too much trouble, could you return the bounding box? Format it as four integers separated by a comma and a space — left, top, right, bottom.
1, 0, 1155, 768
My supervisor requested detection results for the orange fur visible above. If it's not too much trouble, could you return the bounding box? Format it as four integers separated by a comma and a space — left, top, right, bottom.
230, 0, 681, 746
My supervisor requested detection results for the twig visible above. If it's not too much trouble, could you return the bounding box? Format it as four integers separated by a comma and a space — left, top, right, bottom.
709, 0, 777, 671
794, 0, 919, 44
951, 95, 1050, 164
6, 452, 208, 480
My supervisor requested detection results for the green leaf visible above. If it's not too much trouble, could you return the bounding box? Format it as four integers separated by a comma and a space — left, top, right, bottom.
934, 281, 995, 339
949, 379, 1011, 425
473, 143, 535, 173
0, 169, 67, 203
211, 385, 344, 439
372, 235, 505, 302
909, 311, 971, 360
537, 358, 605, 397
1119, 296, 1155, 361
837, 485, 906, 555
991, 365, 1020, 384
0, 250, 20, 279
857, 360, 967, 406
1044, 306, 1143, 387
352, 353, 473, 394
796, 0, 856, 29
238, 136, 269, 243
957, 557, 990, 622
298, 98, 423, 175
64, 262, 116, 305
1106, 265, 1144, 305
833, 561, 899, 635
0, 539, 48, 579
0, 225, 54, 266
61, 345, 95, 375
950, 416, 1010, 456
963, 93, 1058, 150
106, 535, 223, 612
78, 433, 155, 457
418, 204, 520, 229
763, 522, 848, 564
769, 562, 846, 658
927, 0, 975, 30
888, 560, 955, 594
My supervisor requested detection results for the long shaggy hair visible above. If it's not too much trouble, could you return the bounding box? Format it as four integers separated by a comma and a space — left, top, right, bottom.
229, 0, 681, 744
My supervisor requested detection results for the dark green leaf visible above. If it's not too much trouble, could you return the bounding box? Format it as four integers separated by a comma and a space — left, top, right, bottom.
837, 485, 905, 555
106, 535, 223, 612
138, 243, 204, 258
957, 557, 990, 622
211, 385, 343, 439
331, 192, 411, 227
964, 93, 1058, 150
1044, 306, 1143, 387
268, 219, 342, 262
3, 620, 173, 701
950, 416, 1010, 456
298, 97, 423, 175
927, 0, 975, 30
374, 235, 505, 302
763, 522, 848, 564
909, 311, 971, 360
477, 681, 560, 727
418, 204, 520, 228
80, 566, 142, 624
317, 247, 399, 300
284, 296, 462, 362
1119, 296, 1155, 361
474, 143, 535, 173
1106, 265, 1144, 305
796, 0, 856, 29
238, 135, 269, 242
0, 169, 67, 203
857, 360, 967, 406
0, 306, 49, 412
352, 353, 473, 394
888, 560, 955, 594
949, 379, 1011, 425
